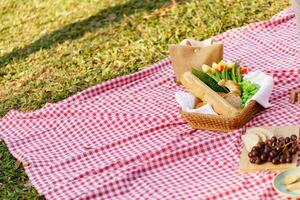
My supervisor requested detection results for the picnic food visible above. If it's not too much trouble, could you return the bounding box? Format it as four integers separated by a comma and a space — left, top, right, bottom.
247, 127, 274, 141
242, 133, 260, 152
192, 68, 228, 93
222, 93, 243, 109
282, 176, 300, 185
180, 60, 261, 116
247, 134, 298, 165
180, 71, 240, 116
218, 79, 241, 96
240, 126, 300, 172
192, 60, 260, 109
286, 182, 300, 192
240, 81, 259, 106
254, 132, 267, 142
195, 100, 205, 108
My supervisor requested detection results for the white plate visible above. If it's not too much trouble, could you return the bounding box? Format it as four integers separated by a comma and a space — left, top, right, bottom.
273, 167, 300, 198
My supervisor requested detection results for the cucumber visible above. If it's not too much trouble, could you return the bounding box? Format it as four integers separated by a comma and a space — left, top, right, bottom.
192, 68, 228, 93
207, 74, 220, 82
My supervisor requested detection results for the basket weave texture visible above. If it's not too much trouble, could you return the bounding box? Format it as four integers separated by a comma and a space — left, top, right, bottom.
180, 100, 264, 132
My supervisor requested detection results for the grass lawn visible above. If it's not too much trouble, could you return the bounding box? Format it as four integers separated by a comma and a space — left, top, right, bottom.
0, 0, 290, 199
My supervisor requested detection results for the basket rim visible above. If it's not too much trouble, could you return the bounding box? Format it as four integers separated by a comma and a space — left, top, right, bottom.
180, 100, 263, 119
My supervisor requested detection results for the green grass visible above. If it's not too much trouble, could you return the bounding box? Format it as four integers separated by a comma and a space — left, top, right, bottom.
0, 0, 290, 198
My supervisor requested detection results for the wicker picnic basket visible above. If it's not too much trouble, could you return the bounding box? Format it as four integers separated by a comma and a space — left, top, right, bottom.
170, 39, 266, 132
180, 100, 264, 132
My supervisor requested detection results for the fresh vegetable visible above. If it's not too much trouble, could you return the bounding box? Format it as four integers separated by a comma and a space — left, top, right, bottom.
240, 66, 248, 74
202, 61, 243, 84
191, 60, 259, 109
202, 64, 211, 73
236, 64, 242, 83
240, 80, 259, 106
192, 68, 228, 93
217, 61, 225, 71
221, 69, 226, 80
231, 63, 236, 82
231, 63, 243, 83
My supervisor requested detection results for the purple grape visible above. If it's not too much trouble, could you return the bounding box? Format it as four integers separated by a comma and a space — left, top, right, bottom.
275, 146, 282, 152
250, 157, 256, 163
267, 157, 272, 162
272, 157, 280, 165
291, 134, 297, 141
279, 157, 286, 163
278, 141, 285, 147
271, 136, 277, 143
286, 157, 293, 163
252, 146, 260, 152
269, 150, 278, 158
257, 142, 265, 149
255, 157, 262, 164
279, 154, 287, 163
290, 147, 298, 155
251, 150, 259, 157
260, 153, 268, 162
278, 137, 284, 142
293, 140, 298, 146
248, 152, 254, 158
266, 139, 273, 147
286, 153, 292, 159
264, 146, 270, 154
285, 137, 291, 144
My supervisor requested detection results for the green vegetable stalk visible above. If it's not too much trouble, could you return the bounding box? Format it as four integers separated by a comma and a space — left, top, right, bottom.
231, 64, 236, 83
240, 80, 259, 106
236, 64, 242, 83
194, 61, 255, 105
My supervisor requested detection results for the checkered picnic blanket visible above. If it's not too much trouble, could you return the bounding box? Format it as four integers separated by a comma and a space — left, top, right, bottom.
1, 8, 300, 200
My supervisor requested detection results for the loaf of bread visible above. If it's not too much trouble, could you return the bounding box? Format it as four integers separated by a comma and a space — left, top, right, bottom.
241, 133, 260, 152
180, 72, 240, 116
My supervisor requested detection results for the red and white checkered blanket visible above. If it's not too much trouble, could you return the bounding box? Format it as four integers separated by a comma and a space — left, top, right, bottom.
1, 8, 300, 200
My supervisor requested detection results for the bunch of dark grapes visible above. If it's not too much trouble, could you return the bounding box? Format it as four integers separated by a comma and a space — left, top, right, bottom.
248, 134, 298, 165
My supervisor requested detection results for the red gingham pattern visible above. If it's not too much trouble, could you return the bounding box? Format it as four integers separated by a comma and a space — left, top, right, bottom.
1, 8, 300, 200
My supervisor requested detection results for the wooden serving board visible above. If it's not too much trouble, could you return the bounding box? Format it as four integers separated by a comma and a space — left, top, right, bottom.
239, 125, 300, 173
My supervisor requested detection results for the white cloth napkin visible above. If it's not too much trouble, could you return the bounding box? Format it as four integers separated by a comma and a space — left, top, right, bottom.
175, 91, 218, 115
175, 70, 274, 114
243, 70, 274, 108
